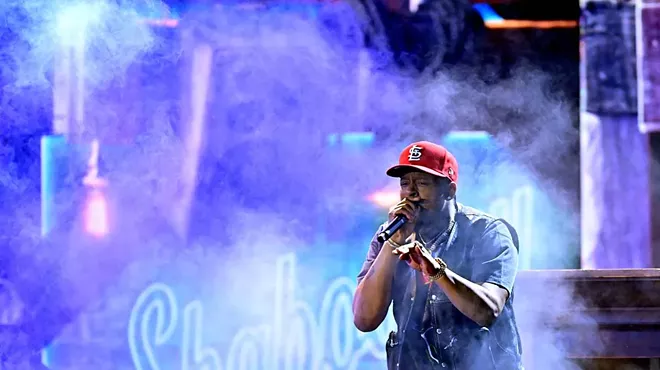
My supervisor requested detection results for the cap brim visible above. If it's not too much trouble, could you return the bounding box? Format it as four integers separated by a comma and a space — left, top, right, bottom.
386, 164, 449, 178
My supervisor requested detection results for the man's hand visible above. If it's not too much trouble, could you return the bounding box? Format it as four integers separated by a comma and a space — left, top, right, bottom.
392, 243, 440, 276
388, 198, 419, 245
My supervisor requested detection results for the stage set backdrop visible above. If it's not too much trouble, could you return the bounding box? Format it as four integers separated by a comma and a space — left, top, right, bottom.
40, 131, 578, 370
39, 2, 578, 368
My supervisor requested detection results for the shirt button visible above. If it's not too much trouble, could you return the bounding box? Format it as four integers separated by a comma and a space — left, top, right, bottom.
396, 363, 400, 367
436, 328, 442, 334
410, 297, 414, 301
431, 294, 437, 300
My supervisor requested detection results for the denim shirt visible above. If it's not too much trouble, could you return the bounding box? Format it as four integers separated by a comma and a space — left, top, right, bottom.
357, 203, 523, 370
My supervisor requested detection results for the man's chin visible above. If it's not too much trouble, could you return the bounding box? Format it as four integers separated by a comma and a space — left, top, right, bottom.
417, 210, 434, 222
418, 208, 441, 221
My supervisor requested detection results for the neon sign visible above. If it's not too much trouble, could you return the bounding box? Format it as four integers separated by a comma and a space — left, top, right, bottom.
128, 253, 395, 370
488, 186, 534, 269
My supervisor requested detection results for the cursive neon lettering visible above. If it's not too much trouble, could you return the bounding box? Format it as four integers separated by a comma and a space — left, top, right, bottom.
511, 186, 534, 269
488, 186, 535, 269
182, 300, 222, 370
226, 326, 269, 370
128, 283, 179, 370
128, 254, 392, 370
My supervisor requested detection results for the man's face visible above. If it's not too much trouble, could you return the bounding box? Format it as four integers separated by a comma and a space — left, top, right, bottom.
399, 170, 454, 214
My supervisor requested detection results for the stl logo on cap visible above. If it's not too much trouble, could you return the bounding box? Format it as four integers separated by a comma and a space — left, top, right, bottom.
408, 145, 423, 161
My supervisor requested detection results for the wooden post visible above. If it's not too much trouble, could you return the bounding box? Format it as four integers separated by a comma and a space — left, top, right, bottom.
637, 0, 660, 267
581, 1, 652, 268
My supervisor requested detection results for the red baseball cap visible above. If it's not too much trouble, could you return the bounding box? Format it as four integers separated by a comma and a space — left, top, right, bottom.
386, 141, 459, 183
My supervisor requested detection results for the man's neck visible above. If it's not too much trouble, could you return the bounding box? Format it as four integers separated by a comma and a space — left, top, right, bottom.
417, 201, 456, 240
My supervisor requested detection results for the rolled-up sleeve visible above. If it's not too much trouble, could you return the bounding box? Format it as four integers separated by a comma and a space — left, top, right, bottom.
471, 220, 519, 294
356, 224, 386, 285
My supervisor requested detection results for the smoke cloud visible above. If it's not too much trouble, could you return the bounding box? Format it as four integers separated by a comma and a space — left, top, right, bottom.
0, 0, 587, 369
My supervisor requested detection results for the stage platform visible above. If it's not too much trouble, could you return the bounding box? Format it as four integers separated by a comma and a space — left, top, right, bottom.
516, 269, 660, 369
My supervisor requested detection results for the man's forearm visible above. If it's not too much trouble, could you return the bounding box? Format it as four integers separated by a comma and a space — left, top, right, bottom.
352, 245, 399, 332
433, 269, 501, 327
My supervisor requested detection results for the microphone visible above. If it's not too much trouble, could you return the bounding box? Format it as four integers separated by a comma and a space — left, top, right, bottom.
377, 215, 408, 243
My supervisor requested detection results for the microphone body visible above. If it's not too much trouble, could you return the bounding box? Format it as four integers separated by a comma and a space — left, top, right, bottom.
377, 215, 408, 243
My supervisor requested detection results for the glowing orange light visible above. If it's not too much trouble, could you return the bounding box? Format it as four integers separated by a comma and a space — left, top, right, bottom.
368, 190, 400, 209
485, 20, 577, 29
82, 139, 109, 238
84, 189, 109, 238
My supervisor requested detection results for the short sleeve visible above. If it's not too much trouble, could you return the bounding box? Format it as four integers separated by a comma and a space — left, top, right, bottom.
356, 224, 387, 285
470, 220, 519, 294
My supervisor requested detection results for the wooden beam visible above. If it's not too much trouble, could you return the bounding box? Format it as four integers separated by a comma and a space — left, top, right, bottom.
581, 1, 652, 268
638, 0, 660, 133
637, 0, 660, 268
516, 269, 660, 364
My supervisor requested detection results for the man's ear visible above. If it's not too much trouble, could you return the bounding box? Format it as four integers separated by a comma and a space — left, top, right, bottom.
447, 181, 457, 200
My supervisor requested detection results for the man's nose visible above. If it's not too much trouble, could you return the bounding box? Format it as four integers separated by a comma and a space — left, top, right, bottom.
407, 186, 419, 199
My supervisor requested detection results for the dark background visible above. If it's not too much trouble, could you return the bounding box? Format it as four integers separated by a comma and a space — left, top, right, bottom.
0, 0, 581, 242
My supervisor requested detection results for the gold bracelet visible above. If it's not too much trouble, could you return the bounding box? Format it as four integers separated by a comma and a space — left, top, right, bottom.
386, 238, 404, 249
426, 258, 447, 284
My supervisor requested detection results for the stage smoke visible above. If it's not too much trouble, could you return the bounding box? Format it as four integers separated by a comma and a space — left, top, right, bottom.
0, 0, 587, 369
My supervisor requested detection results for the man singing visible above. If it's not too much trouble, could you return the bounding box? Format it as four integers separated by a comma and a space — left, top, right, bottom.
353, 141, 523, 369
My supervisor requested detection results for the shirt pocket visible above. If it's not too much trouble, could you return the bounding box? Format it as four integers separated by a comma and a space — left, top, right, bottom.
426, 293, 458, 351
427, 289, 451, 304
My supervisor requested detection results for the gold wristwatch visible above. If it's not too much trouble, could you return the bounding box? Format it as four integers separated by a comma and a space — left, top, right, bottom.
426, 258, 447, 283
